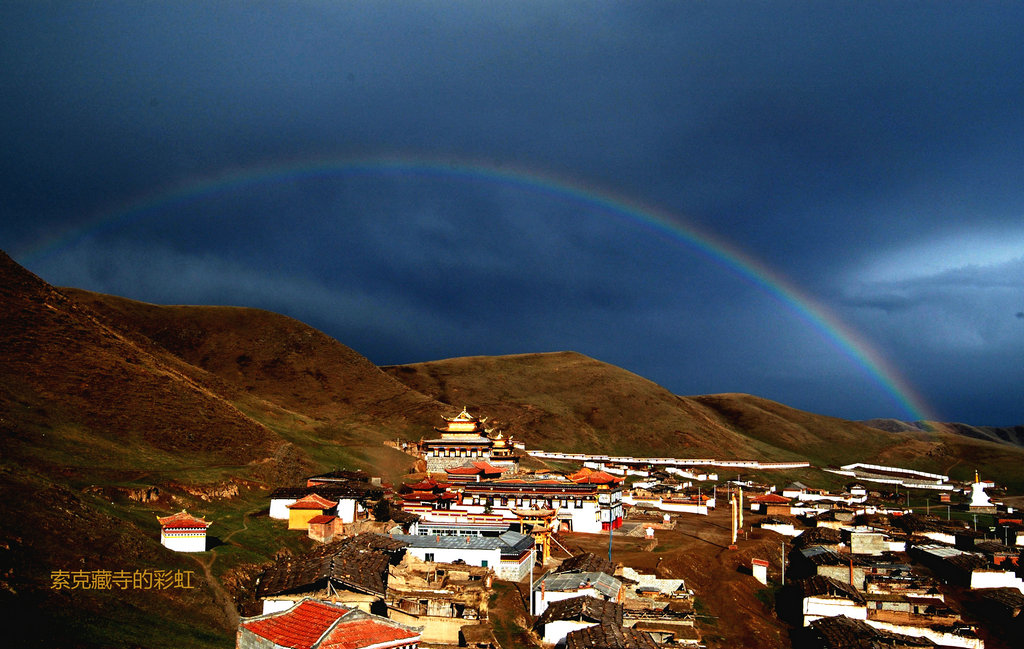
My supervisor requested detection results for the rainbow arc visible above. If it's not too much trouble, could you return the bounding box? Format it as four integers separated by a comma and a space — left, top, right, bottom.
18, 154, 937, 422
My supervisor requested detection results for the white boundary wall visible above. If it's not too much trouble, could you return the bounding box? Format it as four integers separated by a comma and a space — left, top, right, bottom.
527, 451, 809, 470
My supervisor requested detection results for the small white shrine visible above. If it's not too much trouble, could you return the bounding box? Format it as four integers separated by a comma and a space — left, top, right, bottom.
157, 510, 211, 552
967, 471, 996, 512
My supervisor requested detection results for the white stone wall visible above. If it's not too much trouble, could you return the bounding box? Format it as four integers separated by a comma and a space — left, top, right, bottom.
864, 620, 984, 649
496, 555, 532, 582
543, 620, 594, 645
337, 498, 357, 524
619, 567, 684, 594
161, 531, 206, 552
802, 597, 867, 626
761, 523, 799, 537
405, 545, 501, 570
270, 498, 297, 520
533, 587, 601, 616
262, 598, 297, 615
970, 569, 1024, 593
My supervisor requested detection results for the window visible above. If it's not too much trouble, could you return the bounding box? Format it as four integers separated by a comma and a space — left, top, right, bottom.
481, 560, 488, 568
425, 553, 434, 562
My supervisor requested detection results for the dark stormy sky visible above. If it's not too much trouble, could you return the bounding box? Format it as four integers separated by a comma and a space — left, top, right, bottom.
3, 2, 1022, 425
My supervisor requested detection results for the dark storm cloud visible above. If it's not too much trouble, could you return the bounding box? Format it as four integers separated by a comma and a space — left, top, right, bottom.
3, 1, 1023, 424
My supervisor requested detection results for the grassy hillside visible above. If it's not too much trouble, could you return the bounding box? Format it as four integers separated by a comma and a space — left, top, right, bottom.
62, 288, 441, 435
384, 352, 771, 457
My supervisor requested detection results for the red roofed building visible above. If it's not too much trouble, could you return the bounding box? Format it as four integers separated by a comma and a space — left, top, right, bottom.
237, 598, 420, 649
445, 461, 505, 483
288, 494, 337, 531
749, 493, 792, 514
157, 510, 210, 553
307, 515, 344, 544
569, 468, 625, 486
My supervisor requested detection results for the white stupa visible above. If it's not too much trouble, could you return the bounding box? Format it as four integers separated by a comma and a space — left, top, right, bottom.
968, 470, 996, 512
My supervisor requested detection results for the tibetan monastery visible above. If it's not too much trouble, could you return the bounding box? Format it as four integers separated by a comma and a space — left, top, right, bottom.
487, 432, 521, 473
421, 408, 495, 473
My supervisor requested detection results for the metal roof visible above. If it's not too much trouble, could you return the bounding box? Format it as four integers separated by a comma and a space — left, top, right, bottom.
391, 533, 501, 551
537, 571, 622, 599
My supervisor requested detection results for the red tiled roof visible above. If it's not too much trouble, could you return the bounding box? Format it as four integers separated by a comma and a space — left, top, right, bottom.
400, 493, 439, 501
494, 478, 565, 485
242, 599, 349, 649
569, 468, 624, 485
320, 618, 420, 649
157, 510, 210, 529
307, 515, 337, 526
288, 494, 336, 510
472, 461, 502, 473
446, 466, 482, 475
751, 493, 791, 503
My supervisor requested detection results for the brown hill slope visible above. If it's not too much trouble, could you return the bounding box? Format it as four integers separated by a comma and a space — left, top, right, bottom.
1, 253, 284, 476
862, 418, 1024, 448
385, 352, 770, 458
383, 353, 1024, 489
62, 288, 443, 442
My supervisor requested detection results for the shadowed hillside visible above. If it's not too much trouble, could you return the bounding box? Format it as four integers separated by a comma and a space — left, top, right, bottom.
1, 254, 283, 479
1, 252, 288, 648
862, 418, 1024, 448
63, 288, 444, 447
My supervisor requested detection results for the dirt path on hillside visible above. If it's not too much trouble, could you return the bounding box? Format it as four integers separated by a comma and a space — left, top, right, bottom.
189, 509, 253, 630
560, 508, 791, 649
190, 552, 239, 629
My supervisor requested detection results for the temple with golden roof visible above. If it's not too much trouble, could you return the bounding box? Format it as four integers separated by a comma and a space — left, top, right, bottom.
420, 408, 519, 474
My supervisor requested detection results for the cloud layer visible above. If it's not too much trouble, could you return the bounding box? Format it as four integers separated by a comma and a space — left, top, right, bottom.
3, 2, 1022, 424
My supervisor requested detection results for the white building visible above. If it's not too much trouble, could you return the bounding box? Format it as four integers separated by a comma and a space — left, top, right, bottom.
157, 510, 210, 553
390, 531, 534, 582
268, 486, 363, 522
799, 575, 867, 626
459, 477, 623, 535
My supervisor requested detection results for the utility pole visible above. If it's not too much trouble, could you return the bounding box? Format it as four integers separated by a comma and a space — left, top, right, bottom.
738, 486, 744, 531
781, 541, 786, 585
529, 546, 535, 616
729, 492, 738, 548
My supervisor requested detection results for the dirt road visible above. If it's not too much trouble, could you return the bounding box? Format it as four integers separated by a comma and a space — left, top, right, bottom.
559, 507, 792, 649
